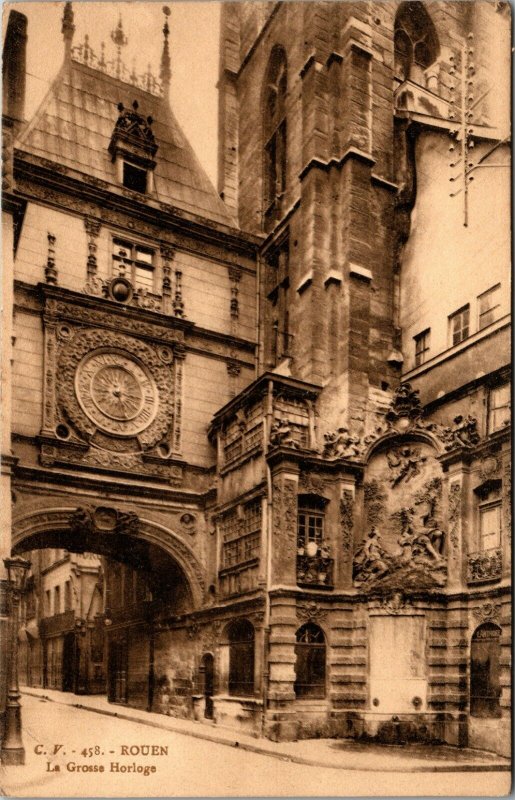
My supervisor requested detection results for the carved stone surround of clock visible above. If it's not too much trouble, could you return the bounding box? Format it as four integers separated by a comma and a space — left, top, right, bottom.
39, 291, 186, 484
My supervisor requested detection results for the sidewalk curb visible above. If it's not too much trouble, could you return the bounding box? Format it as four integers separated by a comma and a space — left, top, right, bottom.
21, 690, 511, 774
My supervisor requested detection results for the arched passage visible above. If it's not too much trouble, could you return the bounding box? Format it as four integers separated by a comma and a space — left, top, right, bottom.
12, 506, 206, 711
12, 507, 205, 608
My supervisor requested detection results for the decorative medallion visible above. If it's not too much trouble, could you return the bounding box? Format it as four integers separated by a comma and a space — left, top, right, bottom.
55, 327, 175, 451
75, 349, 158, 437
472, 601, 502, 624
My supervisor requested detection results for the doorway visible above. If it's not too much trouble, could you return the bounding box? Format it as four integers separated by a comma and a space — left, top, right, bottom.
108, 636, 128, 704
201, 653, 214, 719
62, 632, 76, 692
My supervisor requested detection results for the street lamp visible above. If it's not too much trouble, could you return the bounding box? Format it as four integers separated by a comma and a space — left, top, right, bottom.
2, 556, 31, 766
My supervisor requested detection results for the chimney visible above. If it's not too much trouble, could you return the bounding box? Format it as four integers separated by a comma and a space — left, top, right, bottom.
2, 10, 28, 126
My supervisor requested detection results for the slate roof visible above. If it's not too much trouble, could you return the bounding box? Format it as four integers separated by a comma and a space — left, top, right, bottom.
16, 58, 236, 227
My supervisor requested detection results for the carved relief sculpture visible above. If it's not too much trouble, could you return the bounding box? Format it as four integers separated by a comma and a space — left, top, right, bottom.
386, 446, 427, 486
269, 418, 300, 449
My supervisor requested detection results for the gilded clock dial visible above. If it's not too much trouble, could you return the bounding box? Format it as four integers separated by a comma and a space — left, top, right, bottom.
75, 350, 158, 436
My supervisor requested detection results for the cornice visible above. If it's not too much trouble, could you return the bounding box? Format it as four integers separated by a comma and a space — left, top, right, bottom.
14, 281, 257, 363
13, 150, 260, 258
11, 458, 215, 506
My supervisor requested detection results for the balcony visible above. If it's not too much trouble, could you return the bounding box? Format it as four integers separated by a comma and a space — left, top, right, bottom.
297, 548, 334, 589
39, 609, 75, 636
467, 548, 503, 584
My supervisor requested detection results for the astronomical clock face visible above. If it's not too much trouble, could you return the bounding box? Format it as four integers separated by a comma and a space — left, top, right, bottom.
75, 349, 158, 437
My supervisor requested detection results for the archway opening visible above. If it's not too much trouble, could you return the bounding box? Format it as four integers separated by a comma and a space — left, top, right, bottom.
13, 522, 198, 714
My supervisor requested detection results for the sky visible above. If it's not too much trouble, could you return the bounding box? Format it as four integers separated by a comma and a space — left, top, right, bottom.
4, 1, 221, 185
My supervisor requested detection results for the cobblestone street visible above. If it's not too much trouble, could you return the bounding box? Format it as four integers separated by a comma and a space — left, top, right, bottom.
0, 693, 510, 797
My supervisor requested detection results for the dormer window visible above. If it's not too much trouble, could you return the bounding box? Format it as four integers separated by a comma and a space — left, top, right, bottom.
109, 100, 158, 195
123, 161, 148, 193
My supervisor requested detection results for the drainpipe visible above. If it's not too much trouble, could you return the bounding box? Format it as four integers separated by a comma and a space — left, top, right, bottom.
262, 378, 274, 728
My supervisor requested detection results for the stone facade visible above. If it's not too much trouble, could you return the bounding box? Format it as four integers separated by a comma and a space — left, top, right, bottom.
2, 1, 511, 759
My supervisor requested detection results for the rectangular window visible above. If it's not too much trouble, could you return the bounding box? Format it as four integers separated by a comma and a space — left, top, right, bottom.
64, 581, 72, 611
488, 384, 510, 433
45, 590, 51, 617
112, 239, 155, 292
297, 509, 324, 549
478, 284, 501, 330
479, 503, 501, 551
414, 328, 430, 366
123, 161, 147, 193
54, 585, 61, 615
221, 501, 262, 568
449, 305, 470, 347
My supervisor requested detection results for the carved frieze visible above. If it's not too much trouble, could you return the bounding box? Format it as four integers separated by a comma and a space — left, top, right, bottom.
323, 427, 361, 459
368, 592, 412, 615
364, 480, 387, 526
355, 447, 447, 593
69, 505, 140, 537
296, 600, 328, 623
472, 602, 502, 624
340, 490, 354, 551
467, 548, 502, 584
47, 299, 185, 344
386, 446, 427, 486
321, 384, 482, 463
269, 419, 301, 449
447, 482, 461, 558
503, 457, 511, 542
298, 473, 326, 496
272, 478, 297, 548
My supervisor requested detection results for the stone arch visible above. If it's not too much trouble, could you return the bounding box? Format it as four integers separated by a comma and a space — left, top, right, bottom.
394, 1, 440, 81
363, 428, 443, 465
11, 507, 205, 608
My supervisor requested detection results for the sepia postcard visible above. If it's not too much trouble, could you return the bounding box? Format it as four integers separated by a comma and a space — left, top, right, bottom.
0, 0, 511, 796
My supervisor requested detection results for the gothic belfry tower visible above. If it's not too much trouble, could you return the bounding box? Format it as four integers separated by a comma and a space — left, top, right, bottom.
216, 1, 511, 749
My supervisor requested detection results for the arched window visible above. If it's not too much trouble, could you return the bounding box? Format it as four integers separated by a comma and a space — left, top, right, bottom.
294, 623, 326, 698
470, 623, 502, 717
228, 619, 255, 696
263, 47, 287, 227
394, 2, 439, 82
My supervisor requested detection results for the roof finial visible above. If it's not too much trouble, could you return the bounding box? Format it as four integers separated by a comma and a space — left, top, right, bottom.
62, 2, 75, 60
111, 15, 128, 80
160, 6, 172, 99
